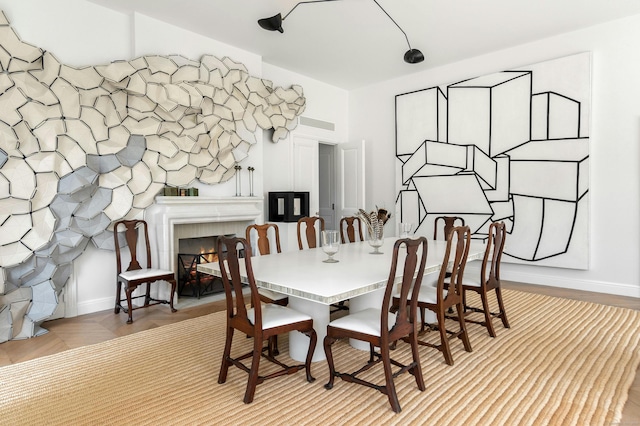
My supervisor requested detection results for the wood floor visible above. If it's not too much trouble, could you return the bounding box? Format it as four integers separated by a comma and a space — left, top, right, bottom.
0, 282, 638, 424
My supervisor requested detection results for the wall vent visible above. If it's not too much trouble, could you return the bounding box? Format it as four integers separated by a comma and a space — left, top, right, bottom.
299, 116, 335, 131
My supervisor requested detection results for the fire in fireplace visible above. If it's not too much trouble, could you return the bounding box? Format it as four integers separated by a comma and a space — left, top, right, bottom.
177, 235, 235, 298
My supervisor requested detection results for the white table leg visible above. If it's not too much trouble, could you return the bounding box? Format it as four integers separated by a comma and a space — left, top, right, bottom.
287, 296, 330, 362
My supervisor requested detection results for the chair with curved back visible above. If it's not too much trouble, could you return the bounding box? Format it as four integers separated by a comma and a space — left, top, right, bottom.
459, 221, 510, 337
339, 216, 364, 243
114, 219, 177, 324
434, 216, 465, 240
407, 226, 473, 365
297, 216, 325, 250
246, 223, 288, 355
217, 235, 317, 404
324, 237, 428, 413
245, 223, 288, 306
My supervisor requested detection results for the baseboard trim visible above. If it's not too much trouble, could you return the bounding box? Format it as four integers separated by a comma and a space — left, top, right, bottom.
77, 297, 114, 316
465, 264, 640, 298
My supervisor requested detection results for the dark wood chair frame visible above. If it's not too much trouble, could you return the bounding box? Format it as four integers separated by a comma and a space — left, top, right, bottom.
458, 221, 510, 337
433, 216, 466, 240
339, 216, 364, 243
217, 236, 317, 404
245, 223, 288, 355
324, 237, 428, 413
404, 226, 473, 366
114, 219, 177, 324
297, 216, 325, 250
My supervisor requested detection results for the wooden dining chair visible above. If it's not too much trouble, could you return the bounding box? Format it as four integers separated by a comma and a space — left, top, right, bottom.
217, 236, 317, 404
339, 216, 364, 243
458, 221, 510, 337
245, 223, 288, 355
297, 216, 325, 250
113, 219, 177, 324
433, 216, 465, 240
324, 237, 428, 413
245, 223, 288, 305
406, 225, 473, 365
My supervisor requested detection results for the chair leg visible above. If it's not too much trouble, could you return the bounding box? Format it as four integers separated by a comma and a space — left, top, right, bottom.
455, 302, 473, 353
114, 281, 122, 314
480, 290, 497, 338
437, 310, 454, 366
381, 343, 401, 413
268, 335, 279, 357
304, 329, 317, 383
168, 279, 177, 313
409, 331, 425, 391
144, 282, 151, 306
323, 335, 337, 390
218, 327, 235, 384
495, 287, 511, 328
243, 337, 263, 404
125, 286, 135, 324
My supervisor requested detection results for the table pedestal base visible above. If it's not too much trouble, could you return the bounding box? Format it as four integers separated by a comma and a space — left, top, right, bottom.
287, 296, 330, 362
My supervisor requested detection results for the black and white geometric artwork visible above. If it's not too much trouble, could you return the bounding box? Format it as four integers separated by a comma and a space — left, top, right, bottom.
395, 53, 590, 269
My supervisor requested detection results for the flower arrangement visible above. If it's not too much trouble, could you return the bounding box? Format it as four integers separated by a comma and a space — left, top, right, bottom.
357, 206, 391, 240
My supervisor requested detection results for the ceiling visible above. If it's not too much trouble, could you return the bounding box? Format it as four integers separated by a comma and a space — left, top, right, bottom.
86, 0, 640, 90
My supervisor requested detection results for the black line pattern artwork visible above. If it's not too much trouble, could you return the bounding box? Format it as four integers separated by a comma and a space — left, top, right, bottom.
395, 53, 590, 269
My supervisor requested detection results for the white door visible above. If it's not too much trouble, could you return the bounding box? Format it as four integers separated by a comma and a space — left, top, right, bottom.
319, 144, 336, 229
292, 135, 319, 217
338, 140, 366, 218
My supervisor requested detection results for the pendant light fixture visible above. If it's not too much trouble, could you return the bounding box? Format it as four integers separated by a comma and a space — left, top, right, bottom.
258, 0, 424, 64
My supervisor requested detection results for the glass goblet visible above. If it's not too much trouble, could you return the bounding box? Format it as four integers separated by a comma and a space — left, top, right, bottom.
321, 230, 340, 263
367, 228, 384, 254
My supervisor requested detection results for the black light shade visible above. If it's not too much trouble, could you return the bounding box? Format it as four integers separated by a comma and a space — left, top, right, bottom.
404, 49, 424, 64
258, 13, 284, 33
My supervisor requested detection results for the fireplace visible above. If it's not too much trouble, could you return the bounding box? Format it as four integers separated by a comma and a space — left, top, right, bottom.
144, 196, 263, 301
176, 234, 244, 298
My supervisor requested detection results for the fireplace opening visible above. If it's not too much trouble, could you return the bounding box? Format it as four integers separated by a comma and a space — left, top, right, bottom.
177, 234, 242, 298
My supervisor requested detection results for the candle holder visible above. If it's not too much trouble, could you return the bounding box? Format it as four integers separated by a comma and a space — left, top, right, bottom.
234, 165, 242, 196
248, 166, 255, 196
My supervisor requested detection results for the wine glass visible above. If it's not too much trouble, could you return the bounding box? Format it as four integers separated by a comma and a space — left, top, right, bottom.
398, 222, 413, 238
321, 230, 340, 263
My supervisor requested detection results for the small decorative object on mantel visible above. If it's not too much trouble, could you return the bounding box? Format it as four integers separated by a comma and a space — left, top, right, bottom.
163, 186, 198, 196
235, 165, 242, 196
357, 206, 391, 254
248, 166, 255, 196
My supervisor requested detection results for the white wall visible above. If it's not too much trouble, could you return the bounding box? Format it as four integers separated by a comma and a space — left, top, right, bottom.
349, 14, 640, 298
0, 0, 349, 316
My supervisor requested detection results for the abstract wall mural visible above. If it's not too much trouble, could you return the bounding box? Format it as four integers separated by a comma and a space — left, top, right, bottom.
0, 11, 306, 341
395, 52, 590, 270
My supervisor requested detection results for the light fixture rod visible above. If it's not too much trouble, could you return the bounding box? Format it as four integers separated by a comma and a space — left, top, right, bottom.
283, 0, 342, 21
371, 0, 413, 50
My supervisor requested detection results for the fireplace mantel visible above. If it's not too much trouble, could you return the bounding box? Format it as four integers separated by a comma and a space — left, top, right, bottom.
144, 196, 264, 273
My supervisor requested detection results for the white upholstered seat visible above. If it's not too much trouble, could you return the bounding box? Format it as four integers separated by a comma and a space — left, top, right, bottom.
327, 308, 396, 337
248, 304, 313, 330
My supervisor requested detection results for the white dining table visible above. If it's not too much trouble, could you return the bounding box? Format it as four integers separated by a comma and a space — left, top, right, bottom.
198, 237, 486, 362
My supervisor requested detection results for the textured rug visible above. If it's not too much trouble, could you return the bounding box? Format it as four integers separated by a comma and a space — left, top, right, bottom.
0, 289, 639, 425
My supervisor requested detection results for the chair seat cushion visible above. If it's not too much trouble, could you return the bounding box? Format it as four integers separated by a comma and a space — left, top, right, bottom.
327, 308, 396, 337
258, 288, 288, 301
248, 304, 311, 330
119, 268, 173, 282
416, 285, 447, 304
462, 277, 482, 287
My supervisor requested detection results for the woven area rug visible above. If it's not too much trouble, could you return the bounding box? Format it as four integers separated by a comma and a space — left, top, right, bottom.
0, 289, 639, 425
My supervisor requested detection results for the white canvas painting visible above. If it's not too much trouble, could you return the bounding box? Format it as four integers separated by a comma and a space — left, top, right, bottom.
395, 52, 590, 269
